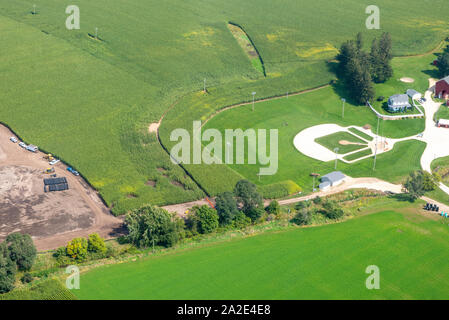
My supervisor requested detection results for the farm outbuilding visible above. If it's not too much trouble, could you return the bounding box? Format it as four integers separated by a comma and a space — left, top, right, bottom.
435, 76, 449, 99
319, 171, 346, 191
406, 89, 421, 101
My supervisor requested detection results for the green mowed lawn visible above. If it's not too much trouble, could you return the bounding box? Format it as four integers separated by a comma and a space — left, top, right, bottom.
435, 104, 449, 122
315, 132, 367, 154
75, 206, 449, 299
344, 148, 373, 162
348, 127, 374, 141
203, 84, 425, 191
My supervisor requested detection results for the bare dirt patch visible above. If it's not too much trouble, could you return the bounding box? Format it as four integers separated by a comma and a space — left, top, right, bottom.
170, 180, 185, 189
400, 77, 415, 83
148, 122, 160, 133
0, 125, 123, 251
339, 140, 365, 146
146, 180, 156, 187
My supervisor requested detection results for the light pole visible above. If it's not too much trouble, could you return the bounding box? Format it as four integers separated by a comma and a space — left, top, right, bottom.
373, 116, 380, 171
33, 4, 36, 15
203, 78, 206, 93
252, 92, 256, 111
341, 98, 346, 119
95, 27, 98, 39
334, 147, 339, 170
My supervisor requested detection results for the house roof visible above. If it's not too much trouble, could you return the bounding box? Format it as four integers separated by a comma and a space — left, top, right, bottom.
406, 89, 420, 97
321, 171, 345, 183
319, 181, 331, 189
438, 76, 449, 85
388, 94, 410, 105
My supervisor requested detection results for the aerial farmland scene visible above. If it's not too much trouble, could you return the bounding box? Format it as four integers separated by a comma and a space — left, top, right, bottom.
2, 0, 449, 307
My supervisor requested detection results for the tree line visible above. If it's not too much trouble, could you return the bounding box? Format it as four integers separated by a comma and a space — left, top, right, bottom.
337, 32, 393, 104
124, 179, 281, 249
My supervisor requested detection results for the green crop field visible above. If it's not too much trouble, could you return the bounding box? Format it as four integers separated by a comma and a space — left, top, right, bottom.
0, 279, 77, 300
316, 132, 367, 154
74, 200, 449, 300
1, 0, 448, 213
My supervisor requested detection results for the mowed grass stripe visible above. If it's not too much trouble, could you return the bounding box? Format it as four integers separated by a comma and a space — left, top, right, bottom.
75, 210, 449, 300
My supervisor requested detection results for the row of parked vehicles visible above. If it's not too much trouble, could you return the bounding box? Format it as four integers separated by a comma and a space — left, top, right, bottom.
9, 136, 79, 176
10, 136, 39, 153
424, 203, 439, 212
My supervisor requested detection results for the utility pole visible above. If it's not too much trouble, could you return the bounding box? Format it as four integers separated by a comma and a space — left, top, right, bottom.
33, 4, 36, 15
341, 98, 346, 119
95, 27, 98, 39
252, 92, 256, 111
334, 148, 339, 170
373, 116, 380, 171
203, 78, 206, 93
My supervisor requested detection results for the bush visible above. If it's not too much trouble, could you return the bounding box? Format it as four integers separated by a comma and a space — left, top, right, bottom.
21, 273, 33, 284
66, 238, 89, 261
292, 209, 312, 226
232, 212, 252, 229
313, 196, 322, 205
377, 96, 385, 101
321, 201, 345, 220
125, 204, 184, 248
265, 200, 280, 215
245, 207, 264, 222
88, 233, 107, 255
189, 205, 219, 234
295, 201, 310, 210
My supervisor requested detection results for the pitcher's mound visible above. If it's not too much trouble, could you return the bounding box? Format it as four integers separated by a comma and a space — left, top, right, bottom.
400, 77, 415, 83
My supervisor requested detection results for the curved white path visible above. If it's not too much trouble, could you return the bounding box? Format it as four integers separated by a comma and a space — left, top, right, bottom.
293, 124, 416, 163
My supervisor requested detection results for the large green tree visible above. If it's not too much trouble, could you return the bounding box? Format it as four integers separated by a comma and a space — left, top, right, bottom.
437, 51, 449, 77
404, 171, 426, 201
6, 233, 37, 271
0, 243, 16, 294
215, 192, 239, 226
125, 205, 184, 248
234, 180, 263, 213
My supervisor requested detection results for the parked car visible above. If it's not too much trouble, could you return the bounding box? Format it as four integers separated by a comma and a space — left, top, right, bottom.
18, 142, 27, 148
67, 167, 79, 176
49, 159, 60, 165
9, 137, 17, 143
26, 145, 38, 153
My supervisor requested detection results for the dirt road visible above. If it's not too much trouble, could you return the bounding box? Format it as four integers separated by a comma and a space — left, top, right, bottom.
0, 124, 123, 251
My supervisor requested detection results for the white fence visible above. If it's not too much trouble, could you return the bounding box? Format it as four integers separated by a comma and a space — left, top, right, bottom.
366, 101, 424, 120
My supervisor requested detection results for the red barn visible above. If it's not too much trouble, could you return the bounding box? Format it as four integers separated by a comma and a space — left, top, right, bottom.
435, 76, 449, 99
